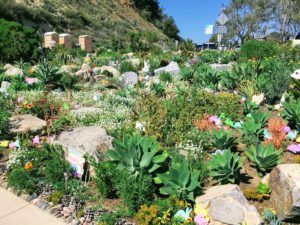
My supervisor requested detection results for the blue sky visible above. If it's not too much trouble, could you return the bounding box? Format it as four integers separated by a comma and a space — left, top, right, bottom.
159, 0, 229, 43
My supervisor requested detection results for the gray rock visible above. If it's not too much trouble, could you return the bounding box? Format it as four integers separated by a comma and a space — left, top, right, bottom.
9, 114, 46, 133
54, 126, 113, 160
5, 67, 24, 77
100, 66, 120, 77
195, 184, 262, 225
210, 63, 233, 71
121, 72, 138, 87
3, 64, 14, 70
154, 61, 180, 77
75, 64, 91, 79
269, 164, 300, 222
71, 219, 80, 225
1, 81, 10, 92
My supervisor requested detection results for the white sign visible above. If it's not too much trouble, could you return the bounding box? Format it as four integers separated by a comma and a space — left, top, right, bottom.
218, 13, 229, 25
217, 34, 222, 43
205, 25, 214, 35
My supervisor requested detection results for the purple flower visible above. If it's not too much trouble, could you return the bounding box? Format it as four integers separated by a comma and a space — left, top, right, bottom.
287, 144, 300, 154
284, 126, 292, 133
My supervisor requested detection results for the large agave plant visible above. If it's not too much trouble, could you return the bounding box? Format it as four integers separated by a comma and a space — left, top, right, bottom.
209, 149, 244, 184
282, 99, 300, 131
107, 133, 168, 176
212, 127, 237, 151
246, 144, 282, 176
35, 60, 61, 90
155, 159, 201, 202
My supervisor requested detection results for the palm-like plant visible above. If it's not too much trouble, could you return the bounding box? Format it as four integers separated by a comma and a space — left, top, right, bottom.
282, 99, 300, 130
35, 60, 61, 90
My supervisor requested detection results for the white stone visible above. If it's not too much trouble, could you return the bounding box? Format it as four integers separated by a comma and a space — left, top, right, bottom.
269, 164, 300, 222
121, 72, 138, 87
195, 184, 262, 225
9, 114, 46, 133
252, 93, 264, 105
154, 61, 180, 77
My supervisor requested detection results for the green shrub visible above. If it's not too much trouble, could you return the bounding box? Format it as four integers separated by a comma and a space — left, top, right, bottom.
119, 60, 137, 74
0, 93, 10, 137
209, 150, 244, 184
212, 127, 237, 151
117, 171, 155, 214
256, 58, 291, 104
47, 191, 64, 205
240, 40, 278, 61
90, 160, 119, 198
34, 60, 61, 90
0, 19, 39, 63
155, 159, 202, 202
200, 50, 219, 63
246, 144, 282, 176
136, 90, 242, 145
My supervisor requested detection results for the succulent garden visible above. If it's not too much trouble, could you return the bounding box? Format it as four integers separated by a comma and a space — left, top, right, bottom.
0, 32, 300, 225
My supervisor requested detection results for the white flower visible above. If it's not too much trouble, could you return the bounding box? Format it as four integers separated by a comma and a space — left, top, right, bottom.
135, 122, 145, 131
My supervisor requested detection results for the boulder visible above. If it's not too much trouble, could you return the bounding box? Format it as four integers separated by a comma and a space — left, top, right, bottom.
4, 67, 24, 77
100, 66, 120, 78
93, 67, 102, 75
211, 63, 233, 71
195, 184, 262, 225
75, 64, 91, 79
252, 93, 264, 105
127, 58, 140, 67
9, 114, 46, 133
95, 75, 106, 81
121, 72, 138, 87
269, 164, 300, 222
59, 65, 76, 74
154, 61, 180, 77
54, 126, 113, 159
1, 81, 10, 92
3, 64, 14, 70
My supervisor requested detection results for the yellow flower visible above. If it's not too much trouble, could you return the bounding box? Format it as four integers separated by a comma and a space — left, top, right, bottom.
195, 204, 209, 221
0, 140, 10, 148
101, 80, 109, 86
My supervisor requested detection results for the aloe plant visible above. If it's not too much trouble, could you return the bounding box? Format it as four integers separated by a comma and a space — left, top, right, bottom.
155, 159, 201, 201
35, 60, 61, 90
246, 144, 282, 176
212, 127, 237, 151
282, 99, 300, 130
241, 118, 264, 146
209, 150, 244, 184
107, 133, 168, 176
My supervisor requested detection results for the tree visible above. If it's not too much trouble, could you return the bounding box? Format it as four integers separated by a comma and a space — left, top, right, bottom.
270, 0, 300, 42
225, 0, 256, 44
161, 16, 180, 40
0, 19, 39, 63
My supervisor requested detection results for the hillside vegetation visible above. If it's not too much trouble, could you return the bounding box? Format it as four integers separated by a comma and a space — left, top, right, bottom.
0, 0, 179, 47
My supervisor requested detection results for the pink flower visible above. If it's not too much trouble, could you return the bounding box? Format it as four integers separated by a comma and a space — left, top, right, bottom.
194, 215, 209, 225
9, 142, 15, 149
209, 115, 218, 123
47, 136, 55, 144
32, 136, 40, 145
17, 96, 23, 104
287, 144, 300, 154
25, 77, 39, 85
